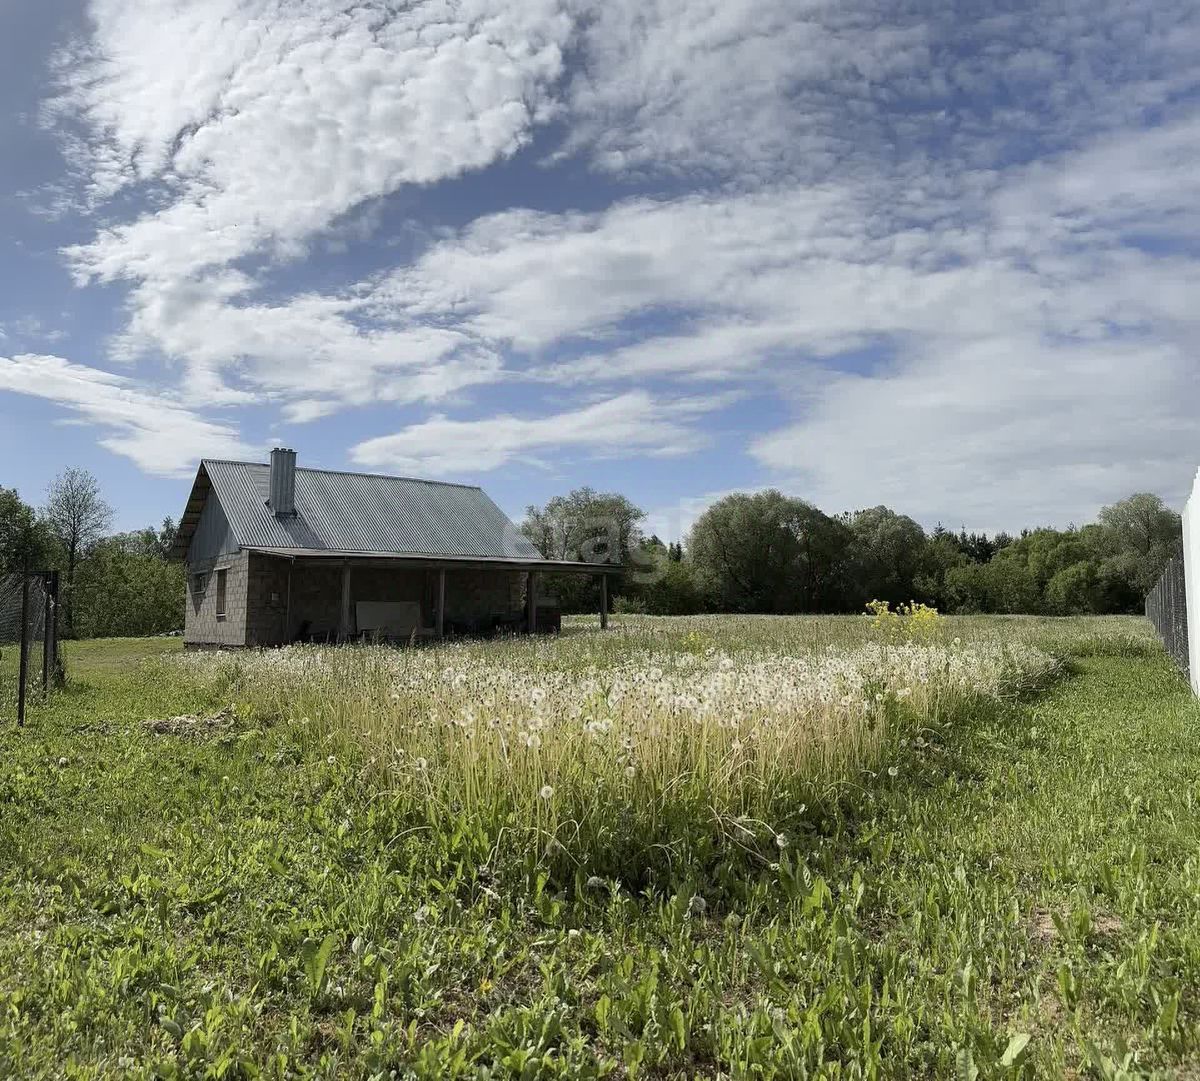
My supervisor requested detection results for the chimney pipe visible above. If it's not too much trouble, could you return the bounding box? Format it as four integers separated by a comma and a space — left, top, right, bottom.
269, 447, 296, 517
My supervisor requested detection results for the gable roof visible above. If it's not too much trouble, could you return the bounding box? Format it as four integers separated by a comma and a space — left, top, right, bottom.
171, 459, 545, 562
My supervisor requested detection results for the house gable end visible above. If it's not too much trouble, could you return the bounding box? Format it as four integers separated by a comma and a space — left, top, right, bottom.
170, 463, 242, 564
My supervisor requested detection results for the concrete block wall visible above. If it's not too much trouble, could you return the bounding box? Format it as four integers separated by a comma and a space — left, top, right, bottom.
245, 552, 292, 646
188, 552, 528, 646
445, 568, 524, 626
184, 550, 250, 646
284, 563, 429, 642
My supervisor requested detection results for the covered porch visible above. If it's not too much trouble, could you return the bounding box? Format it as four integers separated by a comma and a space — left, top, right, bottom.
243, 546, 615, 645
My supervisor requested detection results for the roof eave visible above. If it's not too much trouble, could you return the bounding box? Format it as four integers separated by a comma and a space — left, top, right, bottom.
243, 545, 621, 573
168, 463, 212, 562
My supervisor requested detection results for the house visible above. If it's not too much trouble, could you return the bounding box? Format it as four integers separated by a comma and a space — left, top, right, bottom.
169, 449, 615, 647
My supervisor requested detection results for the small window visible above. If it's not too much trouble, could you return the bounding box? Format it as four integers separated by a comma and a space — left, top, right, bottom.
192, 572, 206, 596
215, 568, 228, 620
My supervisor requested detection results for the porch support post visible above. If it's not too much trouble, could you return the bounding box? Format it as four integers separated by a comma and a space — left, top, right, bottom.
599, 573, 608, 629
285, 559, 293, 645
526, 570, 537, 634
436, 568, 446, 639
339, 559, 353, 641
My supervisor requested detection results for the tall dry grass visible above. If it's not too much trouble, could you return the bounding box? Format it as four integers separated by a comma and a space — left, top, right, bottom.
168, 615, 1070, 880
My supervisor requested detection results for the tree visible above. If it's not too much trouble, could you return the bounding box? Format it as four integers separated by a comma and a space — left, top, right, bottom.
0, 487, 54, 576
1098, 493, 1181, 596
72, 531, 185, 637
44, 468, 112, 637
688, 490, 851, 613
913, 529, 970, 609
841, 506, 927, 607
520, 488, 645, 611
944, 556, 1041, 614
522, 488, 644, 563
1045, 561, 1101, 615
628, 538, 706, 614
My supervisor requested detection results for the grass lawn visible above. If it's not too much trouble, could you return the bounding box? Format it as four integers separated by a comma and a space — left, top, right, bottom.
1, 618, 1198, 1078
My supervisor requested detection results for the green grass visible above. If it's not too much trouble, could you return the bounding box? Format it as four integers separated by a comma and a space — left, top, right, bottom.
1, 617, 1198, 1078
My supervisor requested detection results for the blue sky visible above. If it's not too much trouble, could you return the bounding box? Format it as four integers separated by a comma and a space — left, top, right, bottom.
2, 0, 1200, 539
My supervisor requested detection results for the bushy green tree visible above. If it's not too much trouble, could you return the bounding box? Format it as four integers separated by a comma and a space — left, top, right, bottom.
628, 538, 706, 614
945, 555, 1041, 614
1097, 493, 1181, 597
1045, 561, 1101, 614
841, 506, 927, 607
688, 491, 851, 613
72, 531, 185, 638
913, 528, 970, 609
520, 488, 645, 612
0, 487, 54, 575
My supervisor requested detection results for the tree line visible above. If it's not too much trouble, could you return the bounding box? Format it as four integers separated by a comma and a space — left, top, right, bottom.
520, 488, 1181, 617
0, 469, 183, 639
0, 470, 1180, 639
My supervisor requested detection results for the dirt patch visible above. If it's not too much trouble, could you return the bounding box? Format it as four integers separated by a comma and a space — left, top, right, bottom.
144, 706, 238, 739
1032, 907, 1059, 945
1031, 905, 1124, 946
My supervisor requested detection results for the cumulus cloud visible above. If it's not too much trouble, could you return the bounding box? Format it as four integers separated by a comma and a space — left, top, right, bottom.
751, 339, 1200, 532
61, 0, 570, 282
32, 0, 1200, 523
0, 354, 255, 476
351, 390, 724, 474
563, 0, 1200, 178
48, 0, 575, 418
113, 272, 502, 408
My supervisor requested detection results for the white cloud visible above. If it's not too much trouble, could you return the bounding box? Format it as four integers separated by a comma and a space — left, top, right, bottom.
351, 390, 723, 475
365, 132, 1200, 385
49, 0, 576, 418
562, 0, 928, 177
34, 0, 1200, 524
751, 338, 1200, 532
62, 0, 571, 282
0, 354, 255, 476
113, 272, 502, 408
563, 0, 1200, 179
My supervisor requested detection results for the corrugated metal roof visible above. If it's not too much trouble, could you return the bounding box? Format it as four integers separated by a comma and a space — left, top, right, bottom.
198, 460, 546, 560
244, 546, 618, 572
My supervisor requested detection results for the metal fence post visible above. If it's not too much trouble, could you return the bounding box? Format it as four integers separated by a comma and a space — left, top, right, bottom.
48, 570, 60, 687
42, 571, 52, 694
17, 571, 30, 727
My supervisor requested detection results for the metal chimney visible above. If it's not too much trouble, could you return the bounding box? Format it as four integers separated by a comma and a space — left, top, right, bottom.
269, 447, 296, 517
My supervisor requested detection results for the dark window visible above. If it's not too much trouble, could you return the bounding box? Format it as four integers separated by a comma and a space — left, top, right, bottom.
192, 572, 206, 596
215, 568, 228, 619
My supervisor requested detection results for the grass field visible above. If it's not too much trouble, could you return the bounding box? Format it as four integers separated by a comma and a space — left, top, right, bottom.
2, 615, 1198, 1078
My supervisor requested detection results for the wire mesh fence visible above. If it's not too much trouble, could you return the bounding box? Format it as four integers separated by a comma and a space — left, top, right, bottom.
1145, 548, 1188, 680
0, 571, 60, 724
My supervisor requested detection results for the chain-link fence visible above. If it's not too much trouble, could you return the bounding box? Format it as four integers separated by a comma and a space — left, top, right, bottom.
0, 571, 61, 724
1145, 549, 1188, 680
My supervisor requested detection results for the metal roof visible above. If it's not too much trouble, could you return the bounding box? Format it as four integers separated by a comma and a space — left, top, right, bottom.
172, 459, 558, 562
243, 546, 619, 573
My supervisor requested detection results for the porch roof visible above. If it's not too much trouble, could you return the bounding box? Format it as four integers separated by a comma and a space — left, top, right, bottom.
244, 546, 619, 574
